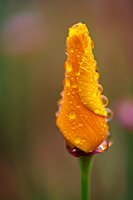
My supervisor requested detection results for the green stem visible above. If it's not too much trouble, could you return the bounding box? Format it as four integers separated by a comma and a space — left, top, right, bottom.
79, 156, 94, 200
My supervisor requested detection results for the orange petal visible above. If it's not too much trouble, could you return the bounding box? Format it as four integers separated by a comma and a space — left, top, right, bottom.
56, 23, 108, 153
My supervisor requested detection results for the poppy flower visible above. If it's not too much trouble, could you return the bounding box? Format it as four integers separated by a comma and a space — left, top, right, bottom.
56, 23, 112, 156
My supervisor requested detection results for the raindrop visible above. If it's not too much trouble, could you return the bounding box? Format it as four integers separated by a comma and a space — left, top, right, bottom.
91, 40, 94, 48
72, 83, 77, 88
82, 139, 85, 143
74, 136, 81, 144
55, 111, 58, 117
109, 140, 113, 147
107, 132, 111, 136
76, 71, 80, 76
65, 78, 70, 87
94, 108, 100, 114
72, 126, 76, 130
68, 110, 76, 120
60, 91, 64, 97
102, 95, 108, 106
70, 49, 74, 53
79, 123, 83, 127
65, 62, 72, 73
106, 108, 113, 122
90, 101, 93, 104
92, 93, 97, 98
57, 99, 62, 106
94, 72, 99, 80
98, 84, 103, 93
65, 51, 68, 55
89, 55, 93, 60
98, 140, 108, 152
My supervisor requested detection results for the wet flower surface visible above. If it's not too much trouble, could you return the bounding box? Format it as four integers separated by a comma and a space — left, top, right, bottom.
56, 23, 112, 154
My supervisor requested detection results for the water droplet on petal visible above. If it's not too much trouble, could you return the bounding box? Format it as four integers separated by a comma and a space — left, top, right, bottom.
93, 93, 97, 98
96, 140, 108, 152
76, 105, 81, 109
102, 95, 108, 106
94, 108, 100, 114
74, 136, 81, 144
60, 91, 64, 97
68, 110, 76, 120
79, 123, 83, 127
65, 62, 72, 73
72, 83, 77, 88
109, 139, 113, 147
82, 139, 85, 143
106, 108, 113, 122
70, 49, 74, 53
107, 132, 111, 136
65, 78, 70, 87
91, 40, 94, 48
76, 71, 80, 76
57, 99, 62, 106
94, 72, 99, 80
72, 126, 76, 130
98, 84, 103, 93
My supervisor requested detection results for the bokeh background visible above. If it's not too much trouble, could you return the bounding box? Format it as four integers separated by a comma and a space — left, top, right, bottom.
0, 0, 133, 200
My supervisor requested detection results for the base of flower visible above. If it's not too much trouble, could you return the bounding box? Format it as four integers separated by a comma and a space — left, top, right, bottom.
66, 136, 112, 157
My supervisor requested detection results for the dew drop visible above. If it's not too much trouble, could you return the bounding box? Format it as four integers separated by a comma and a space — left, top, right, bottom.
91, 40, 94, 48
89, 55, 93, 60
68, 110, 76, 120
79, 123, 83, 127
94, 108, 100, 114
55, 111, 58, 117
72, 83, 77, 88
72, 126, 76, 130
70, 49, 74, 53
94, 72, 99, 80
82, 139, 85, 143
65, 62, 72, 73
109, 140, 113, 147
57, 99, 62, 106
76, 105, 81, 109
74, 136, 81, 144
98, 84, 103, 93
106, 108, 113, 122
76, 71, 80, 76
98, 141, 108, 151
92, 93, 97, 98
102, 95, 108, 106
65, 78, 70, 87
60, 91, 64, 97
107, 132, 111, 136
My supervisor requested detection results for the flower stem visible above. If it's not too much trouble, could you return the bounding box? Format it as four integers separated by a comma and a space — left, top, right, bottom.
79, 156, 94, 200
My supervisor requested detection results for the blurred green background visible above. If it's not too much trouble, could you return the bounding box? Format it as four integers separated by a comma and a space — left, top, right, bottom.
0, 0, 133, 200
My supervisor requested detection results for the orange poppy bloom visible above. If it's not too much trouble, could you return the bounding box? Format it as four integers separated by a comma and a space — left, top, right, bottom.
56, 23, 112, 155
